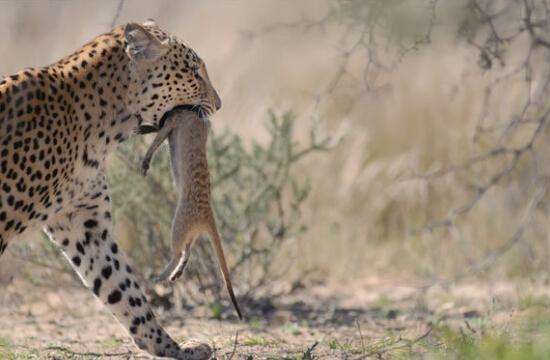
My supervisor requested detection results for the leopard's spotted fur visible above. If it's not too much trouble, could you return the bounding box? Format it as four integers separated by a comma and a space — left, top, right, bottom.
0, 20, 220, 359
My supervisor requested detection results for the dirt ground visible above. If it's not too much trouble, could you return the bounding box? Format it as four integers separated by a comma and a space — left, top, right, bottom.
1, 276, 550, 359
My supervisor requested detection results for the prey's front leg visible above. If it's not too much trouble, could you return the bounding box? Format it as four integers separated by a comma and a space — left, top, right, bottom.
140, 117, 179, 176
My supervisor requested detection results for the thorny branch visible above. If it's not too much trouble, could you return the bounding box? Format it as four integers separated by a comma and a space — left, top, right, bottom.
410, 0, 550, 283
423, 184, 546, 289
257, 0, 440, 93
417, 110, 548, 233
110, 0, 125, 28
454, 185, 546, 280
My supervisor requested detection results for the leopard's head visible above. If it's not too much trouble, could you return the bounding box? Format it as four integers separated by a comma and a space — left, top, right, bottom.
123, 20, 221, 128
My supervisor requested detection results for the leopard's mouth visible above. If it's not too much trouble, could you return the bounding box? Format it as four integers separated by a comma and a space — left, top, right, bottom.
159, 104, 207, 129
136, 105, 207, 134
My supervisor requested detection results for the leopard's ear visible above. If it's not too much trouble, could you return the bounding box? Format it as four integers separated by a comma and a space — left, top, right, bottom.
124, 23, 168, 62
143, 18, 157, 27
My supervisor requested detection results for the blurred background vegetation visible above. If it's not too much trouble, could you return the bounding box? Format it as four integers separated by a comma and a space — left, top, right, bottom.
1, 0, 550, 349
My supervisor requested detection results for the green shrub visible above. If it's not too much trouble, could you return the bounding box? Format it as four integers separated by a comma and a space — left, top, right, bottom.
107, 110, 331, 310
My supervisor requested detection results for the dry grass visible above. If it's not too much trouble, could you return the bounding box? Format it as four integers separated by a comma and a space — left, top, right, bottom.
2, 277, 550, 359
1, 1, 550, 359
1, 0, 548, 284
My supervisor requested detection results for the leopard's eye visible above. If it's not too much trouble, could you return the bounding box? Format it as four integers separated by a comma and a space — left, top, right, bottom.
192, 64, 201, 77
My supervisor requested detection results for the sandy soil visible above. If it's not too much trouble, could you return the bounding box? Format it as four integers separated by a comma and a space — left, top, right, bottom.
1, 276, 548, 359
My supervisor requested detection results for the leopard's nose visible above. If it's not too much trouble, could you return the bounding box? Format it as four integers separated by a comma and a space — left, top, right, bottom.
214, 92, 222, 111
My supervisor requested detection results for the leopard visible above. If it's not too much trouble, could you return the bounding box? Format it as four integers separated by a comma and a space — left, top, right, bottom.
0, 19, 222, 359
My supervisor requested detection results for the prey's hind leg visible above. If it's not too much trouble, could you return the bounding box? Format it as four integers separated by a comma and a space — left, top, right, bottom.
154, 242, 191, 283
156, 202, 196, 283
170, 243, 191, 281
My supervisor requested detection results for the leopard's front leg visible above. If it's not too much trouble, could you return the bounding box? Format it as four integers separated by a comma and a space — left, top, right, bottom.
44, 178, 211, 360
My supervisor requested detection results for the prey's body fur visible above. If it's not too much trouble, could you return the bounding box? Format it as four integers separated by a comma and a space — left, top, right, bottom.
141, 109, 242, 319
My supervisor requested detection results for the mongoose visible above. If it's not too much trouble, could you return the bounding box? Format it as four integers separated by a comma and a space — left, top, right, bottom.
140, 109, 242, 319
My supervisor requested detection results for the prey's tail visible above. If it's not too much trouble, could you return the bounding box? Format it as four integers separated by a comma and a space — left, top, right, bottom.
207, 222, 243, 320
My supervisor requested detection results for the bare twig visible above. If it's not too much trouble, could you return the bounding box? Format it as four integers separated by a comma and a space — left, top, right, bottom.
44, 345, 137, 358
356, 320, 366, 357
465, 320, 477, 334
255, 0, 439, 94
399, 0, 550, 284
110, 0, 125, 28
302, 341, 319, 360
354, 326, 432, 359
226, 331, 239, 360
422, 184, 546, 290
